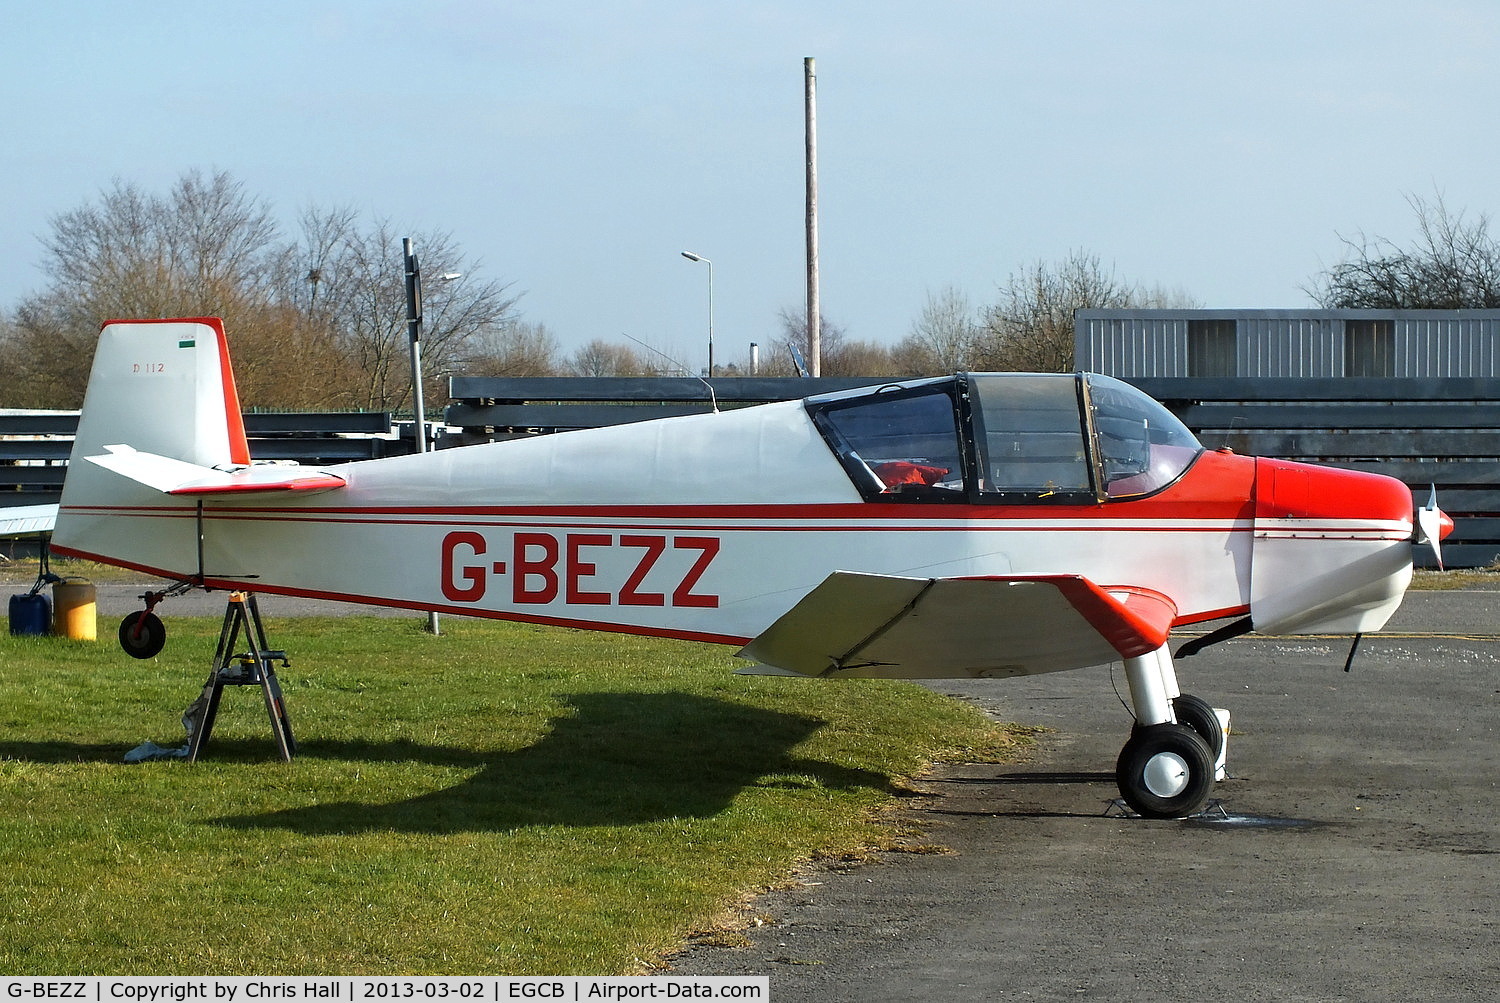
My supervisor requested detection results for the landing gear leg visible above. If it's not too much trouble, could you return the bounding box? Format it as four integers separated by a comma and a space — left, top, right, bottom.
1116, 645, 1215, 818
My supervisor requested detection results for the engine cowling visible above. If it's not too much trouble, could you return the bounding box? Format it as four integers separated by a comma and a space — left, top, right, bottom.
1249, 458, 1417, 635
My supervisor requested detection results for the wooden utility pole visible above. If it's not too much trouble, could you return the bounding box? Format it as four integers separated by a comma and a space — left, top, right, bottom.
804, 56, 821, 376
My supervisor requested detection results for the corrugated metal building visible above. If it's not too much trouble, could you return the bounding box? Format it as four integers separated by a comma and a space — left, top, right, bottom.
1074, 309, 1500, 378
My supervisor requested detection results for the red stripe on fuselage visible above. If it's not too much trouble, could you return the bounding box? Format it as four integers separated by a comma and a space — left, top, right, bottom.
47, 543, 756, 645
58, 446, 1265, 527
60, 504, 1259, 538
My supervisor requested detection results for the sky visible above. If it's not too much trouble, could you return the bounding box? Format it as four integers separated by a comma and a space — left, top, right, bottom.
4, 1, 1500, 373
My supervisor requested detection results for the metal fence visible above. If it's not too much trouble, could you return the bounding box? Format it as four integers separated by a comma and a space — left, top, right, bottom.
1127, 377, 1500, 569
442, 376, 878, 441
7, 376, 1492, 568
0, 411, 401, 508
446, 376, 1498, 569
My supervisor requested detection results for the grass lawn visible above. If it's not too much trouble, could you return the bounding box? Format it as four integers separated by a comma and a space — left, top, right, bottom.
0, 611, 1026, 975
1410, 568, 1500, 590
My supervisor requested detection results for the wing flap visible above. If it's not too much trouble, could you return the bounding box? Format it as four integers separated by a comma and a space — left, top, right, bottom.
737, 572, 1176, 679
85, 445, 346, 496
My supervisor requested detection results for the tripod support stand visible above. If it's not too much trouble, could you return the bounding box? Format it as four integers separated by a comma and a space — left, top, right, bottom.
184, 592, 296, 762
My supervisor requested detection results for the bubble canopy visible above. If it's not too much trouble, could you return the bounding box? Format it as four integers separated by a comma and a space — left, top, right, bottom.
806, 372, 1204, 504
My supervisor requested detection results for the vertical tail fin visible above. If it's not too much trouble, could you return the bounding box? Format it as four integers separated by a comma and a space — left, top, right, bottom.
54, 318, 251, 569
70, 317, 250, 467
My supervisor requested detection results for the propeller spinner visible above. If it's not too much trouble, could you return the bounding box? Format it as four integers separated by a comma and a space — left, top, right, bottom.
1415, 486, 1456, 569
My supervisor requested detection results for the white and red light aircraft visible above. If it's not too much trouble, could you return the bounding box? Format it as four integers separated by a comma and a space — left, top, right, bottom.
50, 318, 1452, 818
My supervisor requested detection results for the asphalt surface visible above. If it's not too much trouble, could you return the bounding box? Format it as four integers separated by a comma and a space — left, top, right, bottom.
76, 581, 417, 619
670, 589, 1499, 1001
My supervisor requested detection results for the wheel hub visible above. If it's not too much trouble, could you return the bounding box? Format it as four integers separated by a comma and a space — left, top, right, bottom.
1142, 751, 1190, 798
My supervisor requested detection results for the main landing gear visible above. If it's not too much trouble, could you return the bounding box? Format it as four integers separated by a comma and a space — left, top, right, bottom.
1113, 645, 1227, 818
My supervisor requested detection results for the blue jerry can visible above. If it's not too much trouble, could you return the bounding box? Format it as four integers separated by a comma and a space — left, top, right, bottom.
8, 592, 52, 636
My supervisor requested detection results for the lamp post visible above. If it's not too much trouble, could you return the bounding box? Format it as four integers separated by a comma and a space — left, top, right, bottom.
680, 250, 714, 377
403, 242, 462, 455
402, 238, 460, 635
403, 238, 429, 454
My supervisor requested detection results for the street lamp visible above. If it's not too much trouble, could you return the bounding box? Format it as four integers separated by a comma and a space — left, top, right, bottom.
402, 238, 460, 635
680, 250, 714, 377
403, 244, 462, 455
403, 239, 429, 454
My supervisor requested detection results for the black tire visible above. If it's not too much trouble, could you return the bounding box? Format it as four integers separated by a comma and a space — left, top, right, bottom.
1115, 723, 1215, 819
118, 611, 166, 659
1172, 693, 1225, 761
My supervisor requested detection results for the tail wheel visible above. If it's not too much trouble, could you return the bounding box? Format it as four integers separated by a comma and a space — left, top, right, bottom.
1172, 693, 1225, 761
1116, 723, 1215, 819
118, 611, 166, 659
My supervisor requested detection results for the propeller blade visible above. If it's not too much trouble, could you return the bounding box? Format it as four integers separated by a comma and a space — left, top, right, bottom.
1414, 485, 1455, 570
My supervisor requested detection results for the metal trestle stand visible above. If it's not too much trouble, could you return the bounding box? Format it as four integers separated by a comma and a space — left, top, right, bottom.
185, 592, 296, 761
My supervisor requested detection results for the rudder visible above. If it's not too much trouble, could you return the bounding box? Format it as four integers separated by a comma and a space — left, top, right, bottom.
70, 317, 250, 468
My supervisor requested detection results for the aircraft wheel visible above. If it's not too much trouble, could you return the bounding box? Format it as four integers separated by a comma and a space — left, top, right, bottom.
1116, 723, 1215, 819
118, 611, 166, 659
1172, 693, 1225, 760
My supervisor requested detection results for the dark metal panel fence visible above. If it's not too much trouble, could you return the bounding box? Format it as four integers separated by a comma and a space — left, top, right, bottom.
443, 377, 882, 440
449, 375, 1499, 569
9, 376, 1495, 568
0, 412, 400, 508
1128, 377, 1500, 568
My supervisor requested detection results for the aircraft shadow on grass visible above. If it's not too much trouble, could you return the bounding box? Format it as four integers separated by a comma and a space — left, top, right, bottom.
207, 691, 894, 835
0, 740, 130, 762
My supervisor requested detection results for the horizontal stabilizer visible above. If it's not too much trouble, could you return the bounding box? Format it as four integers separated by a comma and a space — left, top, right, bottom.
0, 503, 58, 537
86, 445, 346, 496
737, 572, 1176, 679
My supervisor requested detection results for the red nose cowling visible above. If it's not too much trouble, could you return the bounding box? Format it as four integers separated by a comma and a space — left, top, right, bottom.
1253, 458, 1417, 528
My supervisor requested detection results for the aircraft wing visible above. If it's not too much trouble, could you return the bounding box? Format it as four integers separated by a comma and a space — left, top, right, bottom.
0, 504, 58, 537
85, 445, 346, 496
737, 572, 1176, 679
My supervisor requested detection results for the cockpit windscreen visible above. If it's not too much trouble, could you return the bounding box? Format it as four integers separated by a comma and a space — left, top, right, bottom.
1086, 374, 1203, 499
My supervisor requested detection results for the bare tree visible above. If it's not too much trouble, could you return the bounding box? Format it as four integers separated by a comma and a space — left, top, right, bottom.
5, 172, 524, 411
0, 309, 40, 407
1308, 190, 1500, 308
226, 302, 363, 409
895, 285, 977, 374
460, 320, 561, 377
974, 250, 1195, 372
9, 170, 287, 404
764, 306, 907, 377
282, 210, 522, 411
775, 306, 871, 374
39, 170, 281, 315
775, 306, 837, 373
827, 338, 902, 377
567, 339, 648, 377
